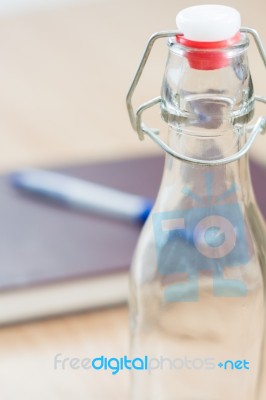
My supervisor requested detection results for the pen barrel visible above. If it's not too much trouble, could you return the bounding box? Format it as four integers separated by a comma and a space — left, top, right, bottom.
10, 170, 153, 222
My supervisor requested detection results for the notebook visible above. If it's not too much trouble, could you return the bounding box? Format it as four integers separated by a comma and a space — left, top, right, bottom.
0, 155, 265, 325
0, 155, 164, 325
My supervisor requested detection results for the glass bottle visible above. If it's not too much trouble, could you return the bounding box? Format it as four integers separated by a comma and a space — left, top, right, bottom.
127, 5, 266, 400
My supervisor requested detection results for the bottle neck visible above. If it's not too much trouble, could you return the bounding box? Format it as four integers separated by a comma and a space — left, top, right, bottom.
157, 128, 252, 211
158, 34, 254, 208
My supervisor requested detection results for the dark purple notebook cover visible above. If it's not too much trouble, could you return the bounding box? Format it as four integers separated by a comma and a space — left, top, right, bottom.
0, 156, 164, 291
0, 155, 264, 292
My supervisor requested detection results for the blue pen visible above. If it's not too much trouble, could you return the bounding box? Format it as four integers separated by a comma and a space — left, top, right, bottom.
10, 169, 154, 223
10, 170, 197, 245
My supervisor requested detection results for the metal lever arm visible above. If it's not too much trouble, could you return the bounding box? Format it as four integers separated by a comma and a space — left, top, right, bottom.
126, 30, 181, 140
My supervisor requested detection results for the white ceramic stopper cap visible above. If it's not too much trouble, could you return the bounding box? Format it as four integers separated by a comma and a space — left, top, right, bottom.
176, 5, 241, 42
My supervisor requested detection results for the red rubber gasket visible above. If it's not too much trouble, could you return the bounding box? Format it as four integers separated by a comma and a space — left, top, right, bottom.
175, 32, 241, 70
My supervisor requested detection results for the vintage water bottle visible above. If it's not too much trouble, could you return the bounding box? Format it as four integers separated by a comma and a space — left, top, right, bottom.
127, 5, 266, 400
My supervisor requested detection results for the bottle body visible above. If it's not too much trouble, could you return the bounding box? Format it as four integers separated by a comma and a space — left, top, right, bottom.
129, 34, 266, 400
130, 148, 266, 400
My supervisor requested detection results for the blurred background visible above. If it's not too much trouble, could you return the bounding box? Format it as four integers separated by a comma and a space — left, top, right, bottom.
0, 0, 266, 399
0, 0, 265, 174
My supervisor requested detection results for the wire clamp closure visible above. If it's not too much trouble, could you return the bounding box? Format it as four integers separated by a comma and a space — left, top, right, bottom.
126, 28, 266, 165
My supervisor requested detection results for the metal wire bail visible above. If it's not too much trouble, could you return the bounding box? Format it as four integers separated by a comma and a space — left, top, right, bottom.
126, 28, 266, 165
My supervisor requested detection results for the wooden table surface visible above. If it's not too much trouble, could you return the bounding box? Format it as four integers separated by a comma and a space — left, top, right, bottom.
0, 0, 266, 399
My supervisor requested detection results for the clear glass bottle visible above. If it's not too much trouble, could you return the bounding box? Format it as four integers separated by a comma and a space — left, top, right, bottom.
128, 5, 266, 400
